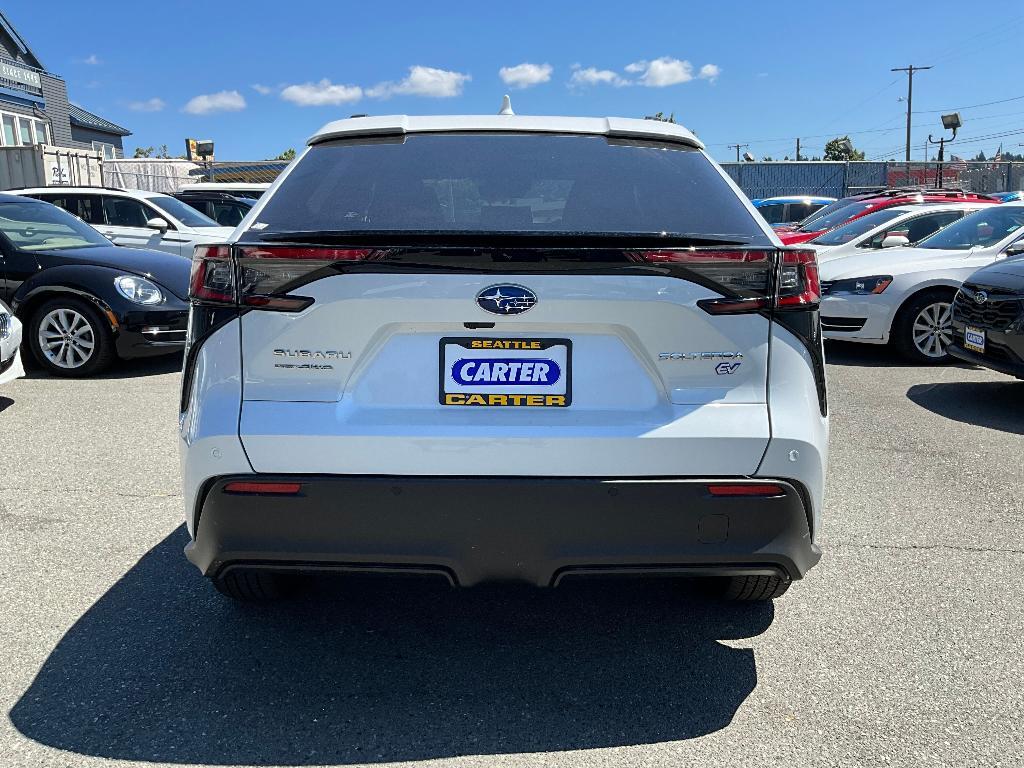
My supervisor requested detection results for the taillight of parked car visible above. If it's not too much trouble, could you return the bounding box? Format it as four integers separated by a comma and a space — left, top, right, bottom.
630, 248, 820, 315
189, 245, 379, 312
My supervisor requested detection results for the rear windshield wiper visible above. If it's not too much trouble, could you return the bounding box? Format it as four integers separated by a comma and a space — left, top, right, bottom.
255, 229, 758, 248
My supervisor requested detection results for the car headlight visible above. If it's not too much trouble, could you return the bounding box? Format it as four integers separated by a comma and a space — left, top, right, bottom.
828, 275, 892, 296
114, 275, 164, 305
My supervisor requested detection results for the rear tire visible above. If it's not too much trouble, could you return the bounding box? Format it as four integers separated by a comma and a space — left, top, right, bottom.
893, 290, 955, 364
211, 569, 291, 602
721, 574, 791, 601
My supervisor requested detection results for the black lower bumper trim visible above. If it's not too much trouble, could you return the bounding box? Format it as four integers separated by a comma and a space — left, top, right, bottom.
948, 343, 1024, 378
187, 475, 821, 586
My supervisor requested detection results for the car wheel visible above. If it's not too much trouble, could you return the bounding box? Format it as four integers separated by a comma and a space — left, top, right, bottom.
894, 290, 955, 364
720, 574, 791, 601
211, 569, 292, 602
28, 297, 115, 377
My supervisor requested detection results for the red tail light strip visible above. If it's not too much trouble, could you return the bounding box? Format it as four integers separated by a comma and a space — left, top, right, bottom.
707, 484, 786, 497
223, 481, 303, 495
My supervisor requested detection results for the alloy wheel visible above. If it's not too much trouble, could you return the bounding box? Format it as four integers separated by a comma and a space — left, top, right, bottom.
37, 308, 96, 369
911, 301, 953, 359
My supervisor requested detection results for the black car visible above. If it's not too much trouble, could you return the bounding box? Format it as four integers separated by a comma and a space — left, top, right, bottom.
949, 255, 1024, 379
172, 190, 254, 228
0, 194, 190, 377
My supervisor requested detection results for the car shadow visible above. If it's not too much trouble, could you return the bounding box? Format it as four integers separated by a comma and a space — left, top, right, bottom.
825, 340, 976, 369
10, 527, 771, 765
22, 352, 183, 381
907, 380, 1024, 435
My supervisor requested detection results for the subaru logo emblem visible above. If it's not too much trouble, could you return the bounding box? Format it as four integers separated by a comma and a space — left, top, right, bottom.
476, 284, 538, 315
974, 290, 988, 304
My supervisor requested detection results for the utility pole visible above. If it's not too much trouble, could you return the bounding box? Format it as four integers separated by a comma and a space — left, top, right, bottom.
891, 65, 932, 161
728, 143, 749, 162
796, 138, 801, 161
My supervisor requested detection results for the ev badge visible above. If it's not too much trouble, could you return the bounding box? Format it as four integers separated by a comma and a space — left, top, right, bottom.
715, 362, 742, 375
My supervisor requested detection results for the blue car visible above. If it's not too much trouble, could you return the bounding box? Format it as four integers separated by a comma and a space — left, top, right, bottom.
752, 196, 836, 226
988, 191, 1024, 203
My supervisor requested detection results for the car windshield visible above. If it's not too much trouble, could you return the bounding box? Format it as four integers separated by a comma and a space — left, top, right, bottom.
917, 206, 1024, 250
145, 194, 221, 228
0, 200, 110, 250
250, 133, 769, 241
810, 208, 906, 245
796, 201, 875, 232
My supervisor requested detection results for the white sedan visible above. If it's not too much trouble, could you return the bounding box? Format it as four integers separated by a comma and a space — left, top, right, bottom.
809, 202, 993, 263
0, 299, 24, 385
819, 202, 1024, 362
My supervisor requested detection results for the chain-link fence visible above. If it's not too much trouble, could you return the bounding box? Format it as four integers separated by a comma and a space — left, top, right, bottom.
722, 160, 1024, 199
100, 159, 289, 193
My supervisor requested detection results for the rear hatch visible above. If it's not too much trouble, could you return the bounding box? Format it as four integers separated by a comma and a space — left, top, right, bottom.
191, 131, 819, 477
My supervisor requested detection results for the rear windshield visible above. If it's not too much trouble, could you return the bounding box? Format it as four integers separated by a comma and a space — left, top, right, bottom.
250, 133, 768, 243
810, 207, 905, 245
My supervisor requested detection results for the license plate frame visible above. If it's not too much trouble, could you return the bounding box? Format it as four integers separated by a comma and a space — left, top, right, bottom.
964, 325, 986, 354
439, 337, 572, 407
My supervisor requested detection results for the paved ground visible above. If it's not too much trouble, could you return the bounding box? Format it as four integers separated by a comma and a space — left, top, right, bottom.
1, 344, 1022, 768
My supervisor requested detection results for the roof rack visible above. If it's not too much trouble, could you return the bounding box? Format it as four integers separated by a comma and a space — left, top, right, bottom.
3, 184, 129, 192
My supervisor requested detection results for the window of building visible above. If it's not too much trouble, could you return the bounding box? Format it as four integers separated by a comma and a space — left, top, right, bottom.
18, 117, 32, 146
1, 114, 16, 145
0, 111, 50, 146
92, 141, 116, 160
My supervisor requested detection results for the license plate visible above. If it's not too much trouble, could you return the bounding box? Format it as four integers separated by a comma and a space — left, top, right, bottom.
964, 326, 986, 354
440, 337, 571, 407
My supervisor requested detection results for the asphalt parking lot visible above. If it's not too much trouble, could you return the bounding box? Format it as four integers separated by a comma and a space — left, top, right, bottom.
1, 344, 1022, 768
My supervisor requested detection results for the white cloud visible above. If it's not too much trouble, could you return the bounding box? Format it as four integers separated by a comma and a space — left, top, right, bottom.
499, 62, 552, 89
251, 83, 274, 95
367, 66, 471, 99
280, 79, 362, 106
569, 65, 629, 88
182, 90, 246, 115
83, 54, 99, 65
698, 64, 721, 82
628, 57, 694, 87
127, 97, 165, 112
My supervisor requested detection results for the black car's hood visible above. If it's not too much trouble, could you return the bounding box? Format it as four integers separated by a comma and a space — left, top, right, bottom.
966, 255, 1024, 291
35, 245, 191, 300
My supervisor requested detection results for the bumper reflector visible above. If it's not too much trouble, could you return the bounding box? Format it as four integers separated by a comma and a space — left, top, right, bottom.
707, 484, 786, 497
223, 481, 303, 495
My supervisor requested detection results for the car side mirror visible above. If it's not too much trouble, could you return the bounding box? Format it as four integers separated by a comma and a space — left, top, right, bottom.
146, 217, 169, 233
1004, 240, 1024, 257
880, 234, 910, 249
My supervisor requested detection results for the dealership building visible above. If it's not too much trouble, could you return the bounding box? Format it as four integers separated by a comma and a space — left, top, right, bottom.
0, 11, 130, 159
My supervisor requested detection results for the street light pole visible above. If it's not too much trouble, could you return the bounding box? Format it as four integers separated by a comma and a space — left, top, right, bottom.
892, 65, 932, 162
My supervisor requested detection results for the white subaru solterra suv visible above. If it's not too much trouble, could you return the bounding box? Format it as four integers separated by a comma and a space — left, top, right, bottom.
179, 112, 829, 602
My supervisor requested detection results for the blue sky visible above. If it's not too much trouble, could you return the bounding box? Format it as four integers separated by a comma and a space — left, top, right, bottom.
8, 0, 1024, 162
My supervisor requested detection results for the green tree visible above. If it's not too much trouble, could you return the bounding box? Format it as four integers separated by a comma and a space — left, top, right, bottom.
133, 146, 154, 158
273, 148, 297, 161
645, 112, 676, 123
823, 136, 865, 161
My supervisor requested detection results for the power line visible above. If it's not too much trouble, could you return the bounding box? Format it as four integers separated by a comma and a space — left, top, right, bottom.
727, 143, 749, 162
913, 94, 1024, 114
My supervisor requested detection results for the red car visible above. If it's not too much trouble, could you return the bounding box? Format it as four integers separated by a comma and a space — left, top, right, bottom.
776, 189, 999, 245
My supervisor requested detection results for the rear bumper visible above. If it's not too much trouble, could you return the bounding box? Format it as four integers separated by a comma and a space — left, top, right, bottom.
185, 475, 821, 586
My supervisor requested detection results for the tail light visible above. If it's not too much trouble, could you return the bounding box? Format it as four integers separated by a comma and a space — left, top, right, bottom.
776, 249, 821, 310
190, 245, 235, 304
630, 248, 820, 314
189, 245, 378, 312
